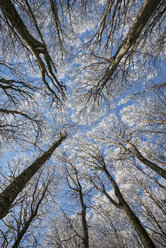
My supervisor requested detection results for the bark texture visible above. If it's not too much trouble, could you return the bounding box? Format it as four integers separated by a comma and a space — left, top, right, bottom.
79, 186, 89, 248
117, 136, 166, 179
103, 167, 156, 248
121, 202, 156, 248
0, 134, 67, 220
0, 0, 65, 101
11, 184, 48, 248
133, 148, 166, 179
99, 0, 162, 89
67, 165, 89, 248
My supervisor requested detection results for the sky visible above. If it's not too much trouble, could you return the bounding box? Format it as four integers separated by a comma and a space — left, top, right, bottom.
0, 0, 166, 247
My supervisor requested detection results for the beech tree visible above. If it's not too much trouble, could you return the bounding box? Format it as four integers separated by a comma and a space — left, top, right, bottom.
64, 160, 90, 248
76, 142, 156, 248
0, 133, 67, 220
44, 156, 91, 248
74, 0, 166, 108
0, 0, 165, 247
0, 167, 55, 248
0, 0, 66, 103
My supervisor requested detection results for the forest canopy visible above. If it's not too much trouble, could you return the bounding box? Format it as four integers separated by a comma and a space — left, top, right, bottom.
0, 0, 166, 247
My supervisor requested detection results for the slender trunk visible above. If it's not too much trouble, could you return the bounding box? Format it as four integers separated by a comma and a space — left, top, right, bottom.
100, 0, 162, 89
0, 0, 44, 56
104, 167, 156, 248
120, 201, 156, 248
11, 184, 48, 248
12, 213, 35, 248
0, 0, 64, 99
134, 149, 166, 179
0, 134, 67, 219
79, 192, 89, 248
76, 173, 89, 248
116, 135, 166, 179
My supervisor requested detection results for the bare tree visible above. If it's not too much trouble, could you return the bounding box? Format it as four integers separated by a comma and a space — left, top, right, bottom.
0, 62, 43, 145
0, 133, 67, 220
75, 0, 165, 107
0, 167, 56, 248
0, 1, 165, 247
64, 159, 90, 248
0, 0, 66, 104
108, 131, 166, 179
79, 143, 156, 248
132, 176, 166, 247
45, 155, 91, 248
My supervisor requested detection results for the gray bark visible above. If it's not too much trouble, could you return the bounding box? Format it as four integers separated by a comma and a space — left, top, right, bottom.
121, 201, 156, 248
132, 147, 166, 180
11, 184, 48, 248
99, 0, 163, 89
66, 165, 89, 248
78, 184, 89, 248
103, 167, 156, 248
118, 137, 166, 179
0, 134, 67, 220
0, 0, 65, 101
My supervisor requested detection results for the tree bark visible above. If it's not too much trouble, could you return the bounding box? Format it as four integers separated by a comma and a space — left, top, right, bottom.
120, 201, 156, 248
11, 184, 48, 248
12, 213, 36, 248
100, 0, 162, 89
0, 0, 64, 100
104, 167, 156, 248
132, 147, 166, 179
0, 134, 67, 220
67, 167, 89, 248
0, 0, 43, 51
118, 137, 166, 179
79, 188, 89, 248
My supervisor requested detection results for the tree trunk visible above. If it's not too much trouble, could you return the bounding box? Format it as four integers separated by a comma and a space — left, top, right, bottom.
0, 0, 44, 57
133, 148, 166, 179
11, 184, 48, 248
119, 138, 166, 179
120, 201, 156, 248
0, 0, 64, 100
100, 0, 162, 89
12, 213, 36, 248
79, 192, 89, 248
0, 134, 67, 220
104, 167, 156, 248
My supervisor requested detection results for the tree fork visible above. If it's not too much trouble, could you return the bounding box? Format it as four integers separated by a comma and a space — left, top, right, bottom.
0, 0, 65, 100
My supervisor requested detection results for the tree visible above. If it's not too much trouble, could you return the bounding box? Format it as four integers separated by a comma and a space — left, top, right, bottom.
0, 133, 67, 220
0, 63, 42, 145
0, 166, 56, 248
74, 0, 165, 108
45, 156, 91, 248
77, 142, 156, 248
103, 130, 166, 179
0, 0, 165, 247
131, 175, 166, 247
0, 0, 66, 103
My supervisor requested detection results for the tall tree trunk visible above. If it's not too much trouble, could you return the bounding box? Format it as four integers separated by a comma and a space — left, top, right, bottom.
11, 183, 48, 248
0, 134, 67, 220
104, 167, 156, 248
100, 0, 162, 89
120, 201, 156, 248
118, 136, 166, 179
0, 0, 65, 100
12, 212, 37, 248
79, 190, 89, 248
132, 147, 166, 179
